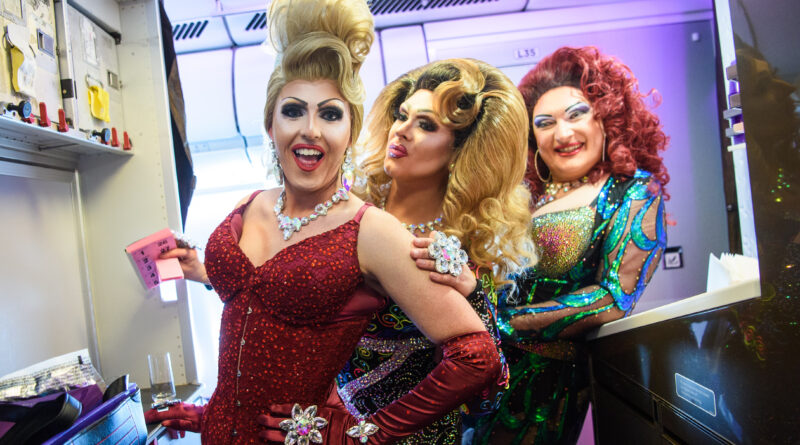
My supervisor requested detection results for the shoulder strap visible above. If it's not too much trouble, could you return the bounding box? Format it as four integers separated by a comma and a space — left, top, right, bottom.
353, 203, 373, 223
245, 190, 263, 205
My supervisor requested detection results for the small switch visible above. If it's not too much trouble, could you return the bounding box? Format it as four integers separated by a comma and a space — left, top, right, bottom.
111, 127, 120, 147
123, 131, 132, 150
57, 109, 69, 132
38, 102, 51, 127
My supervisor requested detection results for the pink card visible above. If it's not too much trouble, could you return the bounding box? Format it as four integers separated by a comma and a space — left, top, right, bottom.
125, 228, 184, 290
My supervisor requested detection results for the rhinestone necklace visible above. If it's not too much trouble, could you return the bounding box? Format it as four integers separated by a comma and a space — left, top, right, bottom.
535, 176, 589, 209
379, 196, 443, 235
274, 187, 349, 240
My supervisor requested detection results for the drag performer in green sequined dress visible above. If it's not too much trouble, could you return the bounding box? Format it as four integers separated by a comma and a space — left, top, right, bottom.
471, 47, 669, 445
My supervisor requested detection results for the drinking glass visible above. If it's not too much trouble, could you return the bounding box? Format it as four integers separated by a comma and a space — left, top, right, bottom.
147, 352, 176, 404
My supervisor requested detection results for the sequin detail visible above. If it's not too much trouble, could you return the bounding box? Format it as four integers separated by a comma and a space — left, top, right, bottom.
338, 278, 507, 444
530, 206, 595, 277
201, 193, 374, 443
338, 336, 434, 416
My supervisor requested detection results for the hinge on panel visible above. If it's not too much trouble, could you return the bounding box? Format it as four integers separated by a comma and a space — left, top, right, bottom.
61, 78, 76, 98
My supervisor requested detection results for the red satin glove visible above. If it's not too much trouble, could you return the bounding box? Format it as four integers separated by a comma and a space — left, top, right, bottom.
144, 402, 205, 434
258, 331, 500, 444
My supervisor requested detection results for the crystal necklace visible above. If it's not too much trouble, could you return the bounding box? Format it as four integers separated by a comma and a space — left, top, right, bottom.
535, 176, 589, 209
274, 187, 349, 240
379, 196, 443, 235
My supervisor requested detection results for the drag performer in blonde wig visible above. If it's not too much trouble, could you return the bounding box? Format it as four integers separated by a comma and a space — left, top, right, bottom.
145, 1, 505, 443
332, 59, 535, 443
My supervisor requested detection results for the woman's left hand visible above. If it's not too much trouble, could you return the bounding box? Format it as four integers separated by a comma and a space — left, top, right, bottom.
410, 234, 477, 297
257, 403, 359, 444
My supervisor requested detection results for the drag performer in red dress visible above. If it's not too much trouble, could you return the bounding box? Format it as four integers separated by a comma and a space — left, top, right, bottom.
145, 0, 502, 443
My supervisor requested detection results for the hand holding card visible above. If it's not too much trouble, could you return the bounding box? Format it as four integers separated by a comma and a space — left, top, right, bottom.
125, 228, 184, 290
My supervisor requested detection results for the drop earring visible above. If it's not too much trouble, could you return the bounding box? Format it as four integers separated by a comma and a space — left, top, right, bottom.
270, 140, 284, 185
341, 146, 354, 191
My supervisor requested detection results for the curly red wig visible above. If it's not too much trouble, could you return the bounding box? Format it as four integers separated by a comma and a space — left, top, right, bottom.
518, 46, 670, 199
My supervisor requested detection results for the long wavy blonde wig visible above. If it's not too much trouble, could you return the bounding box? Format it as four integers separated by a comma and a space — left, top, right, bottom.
263, 0, 374, 141
356, 59, 535, 279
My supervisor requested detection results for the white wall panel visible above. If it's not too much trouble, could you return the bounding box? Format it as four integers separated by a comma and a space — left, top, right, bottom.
178, 49, 240, 145
232, 45, 274, 143
360, 32, 385, 133
0, 165, 94, 376
379, 25, 428, 85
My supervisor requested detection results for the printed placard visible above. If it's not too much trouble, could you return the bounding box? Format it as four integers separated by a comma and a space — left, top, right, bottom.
675, 373, 717, 417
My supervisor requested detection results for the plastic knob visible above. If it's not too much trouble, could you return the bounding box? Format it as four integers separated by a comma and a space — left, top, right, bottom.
111, 128, 120, 147
91, 128, 112, 144
38, 102, 51, 127
6, 100, 33, 122
57, 109, 69, 132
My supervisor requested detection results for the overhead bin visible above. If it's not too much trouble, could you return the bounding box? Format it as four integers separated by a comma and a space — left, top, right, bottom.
525, 0, 637, 10
172, 16, 232, 54
177, 49, 243, 150
217, 0, 265, 14
370, 0, 527, 29
162, 0, 220, 22
225, 11, 268, 46
424, 0, 713, 45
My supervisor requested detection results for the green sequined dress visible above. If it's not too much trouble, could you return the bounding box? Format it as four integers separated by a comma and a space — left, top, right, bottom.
470, 170, 667, 445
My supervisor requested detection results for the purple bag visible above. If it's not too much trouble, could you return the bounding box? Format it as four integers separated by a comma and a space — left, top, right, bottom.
0, 385, 102, 442
43, 384, 147, 445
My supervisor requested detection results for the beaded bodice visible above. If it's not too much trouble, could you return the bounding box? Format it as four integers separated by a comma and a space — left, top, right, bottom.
530, 206, 595, 277
201, 193, 376, 443
499, 169, 667, 341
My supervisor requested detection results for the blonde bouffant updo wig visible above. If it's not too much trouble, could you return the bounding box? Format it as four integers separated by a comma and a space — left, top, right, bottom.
263, 0, 374, 141
356, 59, 535, 280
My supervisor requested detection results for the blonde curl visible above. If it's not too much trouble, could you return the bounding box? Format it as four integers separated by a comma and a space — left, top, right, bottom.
263, 0, 374, 140
355, 59, 535, 280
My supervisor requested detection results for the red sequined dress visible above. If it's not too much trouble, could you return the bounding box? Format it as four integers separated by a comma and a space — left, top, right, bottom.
201, 191, 383, 443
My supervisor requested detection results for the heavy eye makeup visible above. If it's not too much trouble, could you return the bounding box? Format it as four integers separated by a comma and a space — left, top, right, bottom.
566, 102, 592, 120
393, 106, 408, 122
417, 117, 438, 132
533, 115, 555, 129
280, 102, 306, 118
319, 105, 344, 122
394, 106, 439, 132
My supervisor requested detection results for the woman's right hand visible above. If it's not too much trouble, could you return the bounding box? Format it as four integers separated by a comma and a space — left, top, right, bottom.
144, 402, 204, 434
410, 235, 477, 297
159, 247, 209, 285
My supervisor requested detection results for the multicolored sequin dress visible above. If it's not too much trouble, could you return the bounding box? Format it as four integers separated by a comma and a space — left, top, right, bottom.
336, 266, 507, 444
201, 193, 384, 444
472, 170, 667, 445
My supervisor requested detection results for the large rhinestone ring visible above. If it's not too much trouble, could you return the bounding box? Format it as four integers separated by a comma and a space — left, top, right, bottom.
279, 404, 327, 445
427, 231, 469, 277
346, 418, 379, 443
